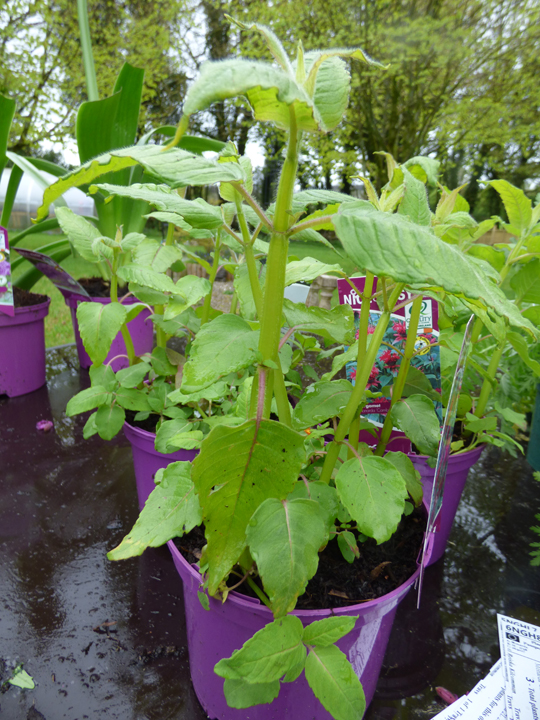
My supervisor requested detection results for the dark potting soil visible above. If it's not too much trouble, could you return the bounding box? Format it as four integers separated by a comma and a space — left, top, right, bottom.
174, 507, 426, 610
125, 409, 160, 434
13, 286, 48, 308
78, 276, 129, 299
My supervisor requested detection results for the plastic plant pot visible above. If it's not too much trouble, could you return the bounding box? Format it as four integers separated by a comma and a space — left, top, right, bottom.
65, 295, 153, 371
0, 297, 50, 397
123, 422, 199, 509
167, 513, 434, 719
408, 445, 484, 565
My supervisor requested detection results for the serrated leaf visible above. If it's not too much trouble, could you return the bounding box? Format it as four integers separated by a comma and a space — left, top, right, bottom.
490, 179, 532, 234
214, 615, 306, 683
467, 244, 505, 273
303, 616, 357, 647
510, 259, 540, 304
401, 365, 439, 400
282, 299, 355, 344
507, 331, 540, 376
8, 668, 35, 690
133, 238, 184, 273
305, 645, 365, 720
397, 168, 431, 226
155, 419, 192, 453
37, 145, 245, 218
234, 260, 261, 321
285, 257, 342, 286
76, 301, 128, 365
95, 183, 223, 229
164, 275, 211, 320
220, 155, 253, 202
384, 451, 423, 506
89, 363, 116, 391
114, 386, 151, 412
192, 419, 306, 594
108, 462, 202, 560
144, 211, 193, 232
402, 156, 440, 186
118, 263, 177, 294
333, 208, 537, 336
321, 341, 359, 381
292, 380, 353, 429
95, 403, 125, 440
182, 315, 260, 392
391, 395, 440, 456
115, 361, 150, 387
55, 207, 102, 262
223, 678, 280, 709
335, 455, 407, 543
246, 498, 327, 617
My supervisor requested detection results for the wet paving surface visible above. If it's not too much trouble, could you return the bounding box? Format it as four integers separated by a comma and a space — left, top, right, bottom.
1, 346, 539, 719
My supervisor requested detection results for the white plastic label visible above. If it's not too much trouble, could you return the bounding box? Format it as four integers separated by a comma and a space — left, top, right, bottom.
498, 614, 540, 720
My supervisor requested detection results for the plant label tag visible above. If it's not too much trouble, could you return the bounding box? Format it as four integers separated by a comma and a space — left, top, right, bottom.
498, 614, 540, 720
0, 226, 14, 317
338, 277, 441, 450
430, 660, 506, 719
417, 314, 475, 602
15, 247, 91, 300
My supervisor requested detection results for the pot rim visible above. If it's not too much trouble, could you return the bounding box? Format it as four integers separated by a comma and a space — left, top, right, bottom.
0, 295, 51, 325
408, 443, 485, 462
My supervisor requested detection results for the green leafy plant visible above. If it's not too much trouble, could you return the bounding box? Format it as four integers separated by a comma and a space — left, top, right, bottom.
53, 18, 538, 718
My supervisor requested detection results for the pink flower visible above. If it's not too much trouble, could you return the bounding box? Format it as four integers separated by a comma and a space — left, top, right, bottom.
368, 366, 379, 384
380, 349, 400, 369
349, 369, 357, 382
393, 320, 407, 341
436, 686, 459, 704
367, 324, 375, 334
36, 420, 54, 433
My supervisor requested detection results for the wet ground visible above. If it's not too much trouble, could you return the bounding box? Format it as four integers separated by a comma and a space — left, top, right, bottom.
1, 346, 539, 720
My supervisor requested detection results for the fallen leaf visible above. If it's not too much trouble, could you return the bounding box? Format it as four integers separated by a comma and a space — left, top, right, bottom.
370, 561, 392, 580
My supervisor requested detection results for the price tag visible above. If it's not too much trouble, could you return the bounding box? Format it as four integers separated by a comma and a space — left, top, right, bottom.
430, 660, 507, 720
0, 226, 14, 317
498, 614, 540, 720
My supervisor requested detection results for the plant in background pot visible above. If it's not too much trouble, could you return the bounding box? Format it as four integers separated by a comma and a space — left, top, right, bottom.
99, 19, 538, 720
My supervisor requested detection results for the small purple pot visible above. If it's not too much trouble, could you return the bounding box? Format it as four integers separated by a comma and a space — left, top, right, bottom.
123, 422, 199, 510
65, 295, 153, 371
0, 297, 51, 397
168, 515, 433, 719
408, 445, 484, 565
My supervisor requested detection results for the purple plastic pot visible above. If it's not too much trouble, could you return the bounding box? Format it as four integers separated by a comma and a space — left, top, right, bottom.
123, 422, 199, 510
65, 295, 153, 371
168, 516, 433, 719
408, 445, 484, 565
0, 297, 50, 397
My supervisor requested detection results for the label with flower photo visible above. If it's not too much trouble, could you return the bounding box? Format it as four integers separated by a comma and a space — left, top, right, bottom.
0, 226, 14, 317
338, 277, 441, 427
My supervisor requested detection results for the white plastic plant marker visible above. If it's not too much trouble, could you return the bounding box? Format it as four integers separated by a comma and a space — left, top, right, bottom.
498, 614, 540, 720
430, 660, 506, 719
417, 314, 475, 604
15, 247, 91, 300
283, 282, 310, 304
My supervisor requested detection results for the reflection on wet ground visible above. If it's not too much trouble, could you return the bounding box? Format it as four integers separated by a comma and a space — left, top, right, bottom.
1, 346, 539, 719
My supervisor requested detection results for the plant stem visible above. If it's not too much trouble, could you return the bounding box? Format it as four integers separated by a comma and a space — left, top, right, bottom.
77, 0, 99, 102
201, 231, 222, 326
246, 576, 272, 609
230, 292, 238, 315
236, 197, 264, 318
474, 341, 504, 418
375, 295, 423, 456
111, 249, 135, 365
319, 283, 405, 484
256, 108, 299, 418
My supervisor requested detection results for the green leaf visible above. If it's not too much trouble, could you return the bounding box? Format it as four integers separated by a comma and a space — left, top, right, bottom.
467, 244, 506, 273
55, 207, 102, 262
0, 93, 16, 175
305, 55, 350, 131
132, 238, 183, 273
115, 361, 150, 387
234, 260, 261, 321
223, 678, 280, 709
303, 616, 357, 647
507, 331, 540, 376
76, 301, 128, 365
401, 365, 440, 400
36, 145, 245, 220
117, 263, 177, 294
321, 342, 359, 381
285, 257, 342, 286
95, 183, 224, 229
398, 168, 431, 226
219, 155, 253, 202
89, 363, 116, 391
214, 615, 306, 683
246, 498, 327, 617
66, 386, 110, 415
402, 156, 440, 186
111, 61, 145, 148
490, 180, 532, 234
280, 189, 356, 216
282, 300, 355, 344
337, 531, 359, 563
333, 208, 536, 336
76, 90, 123, 164
155, 419, 191, 453
8, 668, 35, 690
335, 456, 407, 543
182, 315, 260, 392
192, 419, 306, 594
391, 395, 441, 456
114, 387, 151, 412
305, 645, 366, 720
292, 380, 353, 429
95, 404, 125, 441
227, 17, 293, 73
108, 462, 202, 560
182, 59, 322, 133
384, 451, 423, 506
510, 259, 540, 304
163, 275, 211, 320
